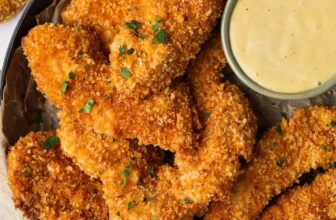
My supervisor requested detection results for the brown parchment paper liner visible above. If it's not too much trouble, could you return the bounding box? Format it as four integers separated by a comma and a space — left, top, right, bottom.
0, 0, 336, 218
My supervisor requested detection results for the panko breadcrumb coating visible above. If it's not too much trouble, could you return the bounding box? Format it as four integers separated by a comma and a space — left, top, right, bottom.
61, 0, 225, 97
57, 111, 165, 178
100, 34, 256, 219
260, 168, 336, 220
22, 24, 195, 153
0, 0, 27, 22
7, 131, 109, 220
206, 107, 336, 220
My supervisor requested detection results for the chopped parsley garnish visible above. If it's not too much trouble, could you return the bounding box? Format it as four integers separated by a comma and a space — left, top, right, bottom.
127, 48, 135, 55
116, 211, 121, 216
329, 120, 336, 127
281, 112, 288, 120
92, 188, 98, 194
148, 167, 156, 179
155, 16, 165, 23
276, 124, 283, 135
127, 200, 136, 210
23, 170, 31, 177
277, 158, 286, 167
153, 30, 168, 44
120, 68, 132, 79
152, 24, 159, 33
182, 199, 193, 205
125, 20, 140, 33
79, 99, 94, 113
152, 217, 159, 220
320, 144, 330, 151
61, 81, 69, 94
126, 162, 135, 170
119, 44, 126, 57
121, 169, 130, 186
205, 112, 211, 119
143, 197, 154, 202
272, 142, 279, 147
69, 71, 75, 80
42, 136, 60, 150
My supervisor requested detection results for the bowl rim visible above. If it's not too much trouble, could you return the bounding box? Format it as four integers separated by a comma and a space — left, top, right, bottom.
221, 0, 336, 100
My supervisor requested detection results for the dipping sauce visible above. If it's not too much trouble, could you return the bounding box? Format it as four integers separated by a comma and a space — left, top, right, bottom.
230, 0, 336, 93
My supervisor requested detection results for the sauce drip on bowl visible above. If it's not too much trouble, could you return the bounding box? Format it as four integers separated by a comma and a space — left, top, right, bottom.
230, 0, 336, 93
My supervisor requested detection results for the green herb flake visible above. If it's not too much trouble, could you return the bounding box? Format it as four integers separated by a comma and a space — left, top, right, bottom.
121, 169, 130, 186
138, 35, 145, 40
148, 167, 156, 179
277, 158, 286, 167
42, 136, 60, 150
127, 200, 136, 210
61, 81, 69, 94
125, 20, 140, 33
79, 99, 94, 113
127, 48, 135, 55
329, 120, 336, 127
272, 142, 279, 147
116, 211, 121, 216
152, 24, 159, 33
276, 124, 283, 135
205, 112, 211, 119
120, 68, 132, 79
281, 112, 288, 120
182, 199, 193, 205
92, 188, 98, 194
155, 16, 165, 23
153, 30, 168, 44
126, 162, 134, 170
152, 217, 159, 220
23, 170, 31, 177
143, 197, 154, 202
69, 71, 75, 80
119, 44, 126, 57
320, 144, 330, 152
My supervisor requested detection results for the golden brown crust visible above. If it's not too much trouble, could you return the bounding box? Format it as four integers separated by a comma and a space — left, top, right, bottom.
100, 33, 256, 220
206, 107, 336, 220
22, 24, 195, 153
260, 169, 336, 220
0, 0, 27, 22
7, 131, 109, 220
61, 0, 225, 96
57, 111, 165, 178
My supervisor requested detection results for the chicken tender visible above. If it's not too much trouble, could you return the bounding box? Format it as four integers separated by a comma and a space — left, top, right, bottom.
101, 34, 257, 219
7, 131, 108, 220
206, 107, 336, 220
0, 0, 27, 22
61, 0, 225, 96
22, 24, 195, 153
260, 168, 336, 220
57, 111, 164, 178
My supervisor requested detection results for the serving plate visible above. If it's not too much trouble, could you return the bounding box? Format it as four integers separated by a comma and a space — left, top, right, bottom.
0, 0, 53, 98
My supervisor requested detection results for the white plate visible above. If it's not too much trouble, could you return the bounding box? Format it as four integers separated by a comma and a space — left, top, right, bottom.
0, 8, 26, 70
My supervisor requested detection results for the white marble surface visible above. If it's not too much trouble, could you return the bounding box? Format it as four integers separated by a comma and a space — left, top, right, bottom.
0, 8, 25, 70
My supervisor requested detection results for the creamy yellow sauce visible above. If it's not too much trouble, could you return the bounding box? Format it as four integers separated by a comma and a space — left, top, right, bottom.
230, 0, 336, 93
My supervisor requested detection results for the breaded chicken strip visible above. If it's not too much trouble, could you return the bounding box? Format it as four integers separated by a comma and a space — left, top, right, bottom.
22, 24, 195, 152
62, 0, 225, 96
0, 0, 27, 22
101, 34, 256, 219
206, 107, 336, 220
57, 111, 164, 178
260, 168, 336, 220
7, 131, 108, 220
